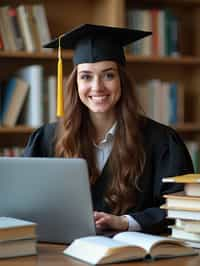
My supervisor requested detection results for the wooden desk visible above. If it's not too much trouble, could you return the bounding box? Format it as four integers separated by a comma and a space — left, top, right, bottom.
0, 243, 199, 266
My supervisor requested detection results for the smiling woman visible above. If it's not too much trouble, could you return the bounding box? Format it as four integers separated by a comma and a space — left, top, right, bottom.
23, 24, 193, 234
77, 61, 121, 122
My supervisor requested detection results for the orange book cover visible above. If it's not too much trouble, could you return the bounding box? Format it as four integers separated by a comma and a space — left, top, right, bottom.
151, 9, 159, 56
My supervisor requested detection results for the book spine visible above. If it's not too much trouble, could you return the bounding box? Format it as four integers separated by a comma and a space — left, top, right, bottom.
17, 65, 44, 127
169, 82, 178, 124
165, 9, 179, 57
25, 5, 41, 51
16, 5, 36, 52
8, 6, 25, 50
3, 78, 28, 126
158, 9, 166, 56
1, 78, 17, 119
32, 4, 52, 50
151, 9, 159, 56
141, 10, 152, 56
0, 32, 4, 50
127, 9, 141, 55
0, 6, 16, 51
47, 75, 57, 123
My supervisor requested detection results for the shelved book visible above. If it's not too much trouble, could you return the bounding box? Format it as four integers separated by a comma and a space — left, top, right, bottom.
0, 217, 37, 258
127, 8, 179, 56
135, 80, 179, 126
63, 231, 197, 265
0, 147, 24, 157
1, 77, 29, 126
0, 3, 51, 52
17, 64, 44, 127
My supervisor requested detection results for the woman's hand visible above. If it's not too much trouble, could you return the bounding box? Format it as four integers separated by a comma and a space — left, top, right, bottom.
94, 211, 129, 231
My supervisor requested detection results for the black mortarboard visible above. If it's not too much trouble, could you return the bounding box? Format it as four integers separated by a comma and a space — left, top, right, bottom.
43, 24, 151, 116
44, 23, 151, 65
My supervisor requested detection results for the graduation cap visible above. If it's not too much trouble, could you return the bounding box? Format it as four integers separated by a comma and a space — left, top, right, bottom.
43, 24, 152, 116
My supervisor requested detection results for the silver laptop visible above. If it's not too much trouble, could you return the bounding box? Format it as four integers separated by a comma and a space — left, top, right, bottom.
0, 157, 96, 243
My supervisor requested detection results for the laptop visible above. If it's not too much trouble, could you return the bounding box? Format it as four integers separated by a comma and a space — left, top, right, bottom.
0, 157, 96, 243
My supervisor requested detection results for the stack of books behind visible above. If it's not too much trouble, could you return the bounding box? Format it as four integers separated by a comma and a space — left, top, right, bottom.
0, 65, 58, 129
136, 79, 180, 126
127, 8, 179, 57
0, 217, 37, 258
0, 3, 51, 52
162, 174, 200, 248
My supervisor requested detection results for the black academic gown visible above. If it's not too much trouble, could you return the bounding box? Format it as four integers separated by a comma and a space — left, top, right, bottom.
23, 117, 194, 233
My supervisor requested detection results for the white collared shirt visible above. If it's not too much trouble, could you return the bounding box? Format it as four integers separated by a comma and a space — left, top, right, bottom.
93, 122, 117, 172
93, 123, 141, 232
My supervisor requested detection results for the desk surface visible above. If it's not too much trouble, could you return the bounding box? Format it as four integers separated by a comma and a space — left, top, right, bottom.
0, 243, 199, 266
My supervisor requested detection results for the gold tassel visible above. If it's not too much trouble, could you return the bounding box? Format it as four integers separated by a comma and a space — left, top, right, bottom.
56, 36, 64, 117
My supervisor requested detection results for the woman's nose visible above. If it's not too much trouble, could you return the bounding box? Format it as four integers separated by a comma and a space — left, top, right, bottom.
92, 77, 103, 91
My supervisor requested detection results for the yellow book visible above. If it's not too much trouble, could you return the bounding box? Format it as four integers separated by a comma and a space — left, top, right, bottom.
162, 174, 200, 183
162, 174, 200, 196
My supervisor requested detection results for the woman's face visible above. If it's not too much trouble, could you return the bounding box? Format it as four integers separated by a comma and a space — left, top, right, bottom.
77, 61, 121, 117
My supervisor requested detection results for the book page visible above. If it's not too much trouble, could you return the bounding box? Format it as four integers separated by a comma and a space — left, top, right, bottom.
64, 235, 146, 264
77, 236, 130, 248
0, 217, 35, 229
113, 232, 175, 253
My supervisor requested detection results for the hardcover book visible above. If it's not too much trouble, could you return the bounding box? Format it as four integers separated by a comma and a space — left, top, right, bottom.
0, 217, 37, 258
162, 174, 200, 196
0, 216, 36, 241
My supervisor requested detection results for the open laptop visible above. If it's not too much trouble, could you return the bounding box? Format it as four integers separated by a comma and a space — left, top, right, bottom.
0, 157, 96, 243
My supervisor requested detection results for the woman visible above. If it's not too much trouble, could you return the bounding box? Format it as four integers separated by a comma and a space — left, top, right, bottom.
24, 24, 193, 233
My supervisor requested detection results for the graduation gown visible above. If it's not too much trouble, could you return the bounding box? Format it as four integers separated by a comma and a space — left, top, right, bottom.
23, 117, 194, 233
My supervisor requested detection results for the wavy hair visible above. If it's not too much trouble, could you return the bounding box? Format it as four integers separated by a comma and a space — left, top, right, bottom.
55, 64, 145, 215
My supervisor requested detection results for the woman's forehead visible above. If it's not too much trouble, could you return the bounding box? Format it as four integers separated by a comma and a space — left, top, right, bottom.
77, 61, 118, 72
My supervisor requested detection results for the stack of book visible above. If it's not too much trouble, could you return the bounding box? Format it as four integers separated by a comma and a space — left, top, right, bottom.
0, 65, 58, 127
136, 79, 180, 126
162, 174, 200, 248
0, 3, 51, 52
127, 8, 179, 57
0, 146, 24, 157
0, 217, 37, 258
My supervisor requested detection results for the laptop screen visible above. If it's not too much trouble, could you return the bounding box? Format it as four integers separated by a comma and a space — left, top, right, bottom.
0, 157, 96, 243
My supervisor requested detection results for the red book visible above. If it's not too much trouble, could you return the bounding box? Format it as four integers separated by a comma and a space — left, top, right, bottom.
151, 9, 159, 56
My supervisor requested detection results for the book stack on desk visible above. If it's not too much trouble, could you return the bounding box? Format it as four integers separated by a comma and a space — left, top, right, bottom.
162, 174, 200, 248
0, 217, 37, 258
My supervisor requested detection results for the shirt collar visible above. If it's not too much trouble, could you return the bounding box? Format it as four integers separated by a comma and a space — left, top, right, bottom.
99, 121, 117, 144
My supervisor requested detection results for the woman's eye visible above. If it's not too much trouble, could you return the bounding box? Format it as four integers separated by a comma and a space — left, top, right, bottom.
105, 72, 114, 80
81, 75, 90, 80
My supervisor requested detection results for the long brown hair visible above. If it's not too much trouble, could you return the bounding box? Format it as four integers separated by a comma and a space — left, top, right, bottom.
55, 64, 145, 215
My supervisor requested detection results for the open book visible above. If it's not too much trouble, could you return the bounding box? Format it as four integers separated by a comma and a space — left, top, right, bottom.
63, 232, 197, 265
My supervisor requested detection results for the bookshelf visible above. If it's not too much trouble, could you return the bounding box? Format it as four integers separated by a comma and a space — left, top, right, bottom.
1, 0, 200, 156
